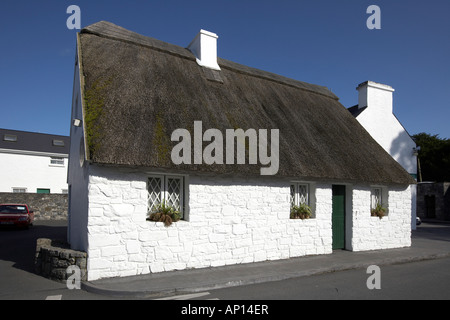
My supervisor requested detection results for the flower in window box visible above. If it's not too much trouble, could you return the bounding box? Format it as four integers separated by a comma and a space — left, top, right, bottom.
371, 203, 386, 219
147, 201, 181, 226
290, 203, 312, 220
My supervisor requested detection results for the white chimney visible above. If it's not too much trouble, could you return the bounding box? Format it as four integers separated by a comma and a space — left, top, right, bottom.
356, 81, 395, 114
187, 29, 221, 71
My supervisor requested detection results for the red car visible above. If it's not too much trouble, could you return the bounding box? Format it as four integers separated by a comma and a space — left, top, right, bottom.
0, 204, 34, 228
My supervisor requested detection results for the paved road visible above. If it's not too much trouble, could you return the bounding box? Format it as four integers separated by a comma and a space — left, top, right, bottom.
1, 220, 449, 300
0, 220, 108, 300
199, 257, 450, 300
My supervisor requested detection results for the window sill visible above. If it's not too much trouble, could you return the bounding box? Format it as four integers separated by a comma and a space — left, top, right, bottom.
146, 219, 188, 227
370, 215, 389, 219
290, 217, 316, 221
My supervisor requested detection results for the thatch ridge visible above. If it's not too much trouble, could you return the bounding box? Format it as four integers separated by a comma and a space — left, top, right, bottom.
81, 21, 193, 61
81, 21, 337, 100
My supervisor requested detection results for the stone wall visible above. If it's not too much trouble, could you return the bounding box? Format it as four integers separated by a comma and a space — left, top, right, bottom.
0, 192, 68, 220
35, 238, 87, 282
85, 165, 333, 281
82, 165, 412, 281
417, 182, 450, 221
351, 185, 412, 251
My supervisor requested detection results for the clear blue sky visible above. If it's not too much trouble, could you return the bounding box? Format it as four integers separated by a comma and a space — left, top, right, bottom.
1, 0, 449, 138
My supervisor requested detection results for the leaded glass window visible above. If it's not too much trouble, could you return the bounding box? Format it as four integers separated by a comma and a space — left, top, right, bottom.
166, 177, 182, 212
290, 183, 310, 207
147, 177, 162, 214
290, 185, 296, 208
371, 187, 382, 209
147, 175, 186, 218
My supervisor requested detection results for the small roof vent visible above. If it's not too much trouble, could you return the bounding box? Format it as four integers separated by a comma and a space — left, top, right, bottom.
52, 139, 65, 147
3, 134, 17, 142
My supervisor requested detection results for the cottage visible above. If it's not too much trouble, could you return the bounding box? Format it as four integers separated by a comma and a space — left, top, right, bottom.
68, 21, 415, 281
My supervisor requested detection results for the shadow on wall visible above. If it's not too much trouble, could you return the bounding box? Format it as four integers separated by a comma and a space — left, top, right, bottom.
389, 130, 416, 175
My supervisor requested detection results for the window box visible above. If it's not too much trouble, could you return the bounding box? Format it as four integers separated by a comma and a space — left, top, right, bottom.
371, 203, 387, 219
147, 174, 188, 225
290, 203, 312, 219
147, 201, 181, 227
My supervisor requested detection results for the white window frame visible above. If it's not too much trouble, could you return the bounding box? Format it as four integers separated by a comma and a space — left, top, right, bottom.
147, 174, 188, 220
12, 188, 27, 193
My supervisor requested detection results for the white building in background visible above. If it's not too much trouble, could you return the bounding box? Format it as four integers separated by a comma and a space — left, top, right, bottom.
0, 128, 70, 194
348, 81, 418, 229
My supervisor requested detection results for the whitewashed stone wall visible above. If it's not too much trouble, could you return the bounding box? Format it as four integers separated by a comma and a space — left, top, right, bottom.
350, 185, 411, 251
84, 165, 411, 281
86, 165, 333, 281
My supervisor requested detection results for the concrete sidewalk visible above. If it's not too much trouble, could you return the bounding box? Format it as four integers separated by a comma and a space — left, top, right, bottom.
81, 222, 450, 298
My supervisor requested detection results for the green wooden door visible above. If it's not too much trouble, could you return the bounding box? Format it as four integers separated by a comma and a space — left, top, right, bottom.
332, 185, 346, 250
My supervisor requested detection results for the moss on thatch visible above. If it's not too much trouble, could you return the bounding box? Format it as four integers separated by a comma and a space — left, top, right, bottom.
83, 76, 113, 157
152, 111, 171, 166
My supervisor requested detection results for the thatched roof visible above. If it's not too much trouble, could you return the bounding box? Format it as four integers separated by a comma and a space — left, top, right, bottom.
77, 21, 414, 185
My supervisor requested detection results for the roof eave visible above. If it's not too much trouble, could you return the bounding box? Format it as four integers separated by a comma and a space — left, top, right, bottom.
76, 31, 90, 163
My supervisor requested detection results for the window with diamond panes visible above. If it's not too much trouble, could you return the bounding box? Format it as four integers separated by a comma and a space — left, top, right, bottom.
147, 175, 185, 219
147, 177, 162, 214
166, 177, 183, 212
371, 187, 382, 209
290, 183, 309, 207
290, 185, 296, 208
298, 184, 308, 205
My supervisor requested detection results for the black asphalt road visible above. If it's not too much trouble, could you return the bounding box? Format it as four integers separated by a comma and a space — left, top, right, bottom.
202, 256, 450, 300
0, 220, 107, 300
1, 220, 449, 301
